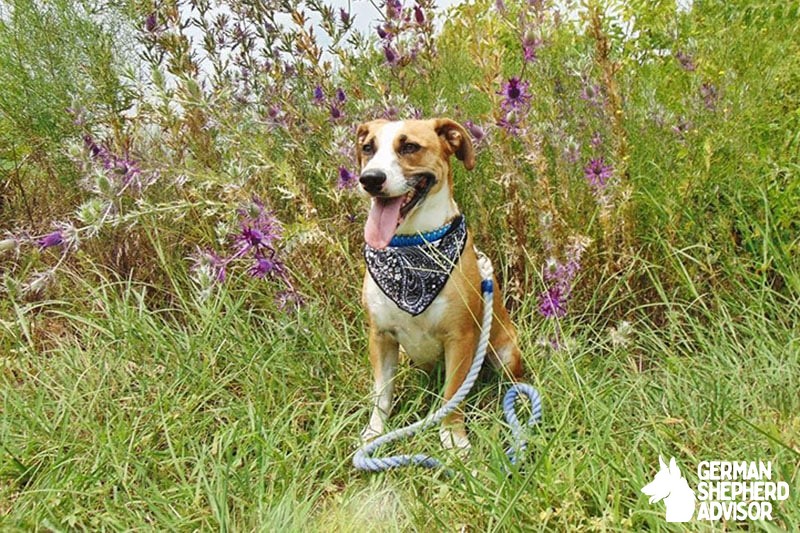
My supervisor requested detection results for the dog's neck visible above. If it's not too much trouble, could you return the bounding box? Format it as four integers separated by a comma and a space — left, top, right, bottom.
395, 183, 459, 236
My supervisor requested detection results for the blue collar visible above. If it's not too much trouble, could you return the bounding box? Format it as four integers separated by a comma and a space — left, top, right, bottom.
388, 215, 462, 247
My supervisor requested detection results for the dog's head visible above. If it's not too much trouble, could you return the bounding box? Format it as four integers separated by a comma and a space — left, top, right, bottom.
355, 118, 475, 249
641, 456, 684, 504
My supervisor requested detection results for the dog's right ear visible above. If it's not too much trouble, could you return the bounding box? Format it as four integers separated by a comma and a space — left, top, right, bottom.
434, 118, 476, 171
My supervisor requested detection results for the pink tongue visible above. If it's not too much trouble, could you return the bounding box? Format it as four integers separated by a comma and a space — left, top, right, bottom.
365, 197, 404, 249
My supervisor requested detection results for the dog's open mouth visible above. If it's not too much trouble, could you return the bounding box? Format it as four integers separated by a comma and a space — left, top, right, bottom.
364, 173, 434, 249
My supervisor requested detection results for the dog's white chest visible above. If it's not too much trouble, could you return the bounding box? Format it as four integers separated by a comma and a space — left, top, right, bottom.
364, 275, 447, 365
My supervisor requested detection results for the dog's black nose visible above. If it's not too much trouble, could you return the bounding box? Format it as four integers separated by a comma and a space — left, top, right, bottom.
359, 169, 386, 194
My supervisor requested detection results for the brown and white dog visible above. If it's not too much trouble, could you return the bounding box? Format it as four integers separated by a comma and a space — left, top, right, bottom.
356, 118, 523, 450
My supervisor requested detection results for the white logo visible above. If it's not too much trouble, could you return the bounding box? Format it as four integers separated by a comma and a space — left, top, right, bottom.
642, 456, 791, 522
641, 456, 696, 522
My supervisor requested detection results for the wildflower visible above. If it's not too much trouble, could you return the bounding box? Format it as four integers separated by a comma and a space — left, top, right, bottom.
335, 88, 346, 103
234, 199, 282, 254
330, 105, 343, 121
191, 248, 227, 284
22, 270, 55, 297
386, 0, 403, 20
538, 286, 566, 318
249, 254, 284, 279
383, 106, 399, 120
591, 131, 602, 149
339, 8, 350, 25
145, 12, 157, 32
376, 25, 388, 39
0, 236, 19, 255
700, 82, 718, 110
84, 134, 104, 159
495, 0, 506, 12
537, 333, 562, 352
562, 140, 579, 163
313, 85, 324, 104
384, 45, 399, 66
66, 106, 84, 126
608, 320, 634, 348
276, 289, 304, 311
337, 166, 358, 190
38, 231, 64, 250
496, 112, 523, 136
498, 77, 531, 110
580, 83, 603, 106
538, 235, 591, 319
414, 5, 425, 25
522, 33, 542, 63
675, 50, 696, 71
584, 157, 613, 192
464, 120, 486, 143
672, 116, 691, 137
267, 105, 282, 121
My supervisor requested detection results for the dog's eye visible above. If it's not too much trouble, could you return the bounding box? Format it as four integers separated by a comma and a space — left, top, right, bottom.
362, 142, 374, 155
400, 142, 420, 155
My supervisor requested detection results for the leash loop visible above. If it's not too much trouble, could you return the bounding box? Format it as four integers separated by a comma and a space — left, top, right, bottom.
353, 253, 542, 472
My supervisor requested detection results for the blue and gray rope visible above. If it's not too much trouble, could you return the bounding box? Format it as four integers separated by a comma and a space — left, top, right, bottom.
353, 255, 542, 472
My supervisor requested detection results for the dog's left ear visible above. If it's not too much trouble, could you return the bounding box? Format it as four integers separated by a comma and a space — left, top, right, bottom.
434, 118, 475, 171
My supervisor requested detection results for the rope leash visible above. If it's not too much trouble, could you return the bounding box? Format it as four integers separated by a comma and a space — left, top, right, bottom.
353, 254, 542, 472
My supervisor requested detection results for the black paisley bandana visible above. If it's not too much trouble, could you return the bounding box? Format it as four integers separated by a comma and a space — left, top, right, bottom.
364, 216, 467, 316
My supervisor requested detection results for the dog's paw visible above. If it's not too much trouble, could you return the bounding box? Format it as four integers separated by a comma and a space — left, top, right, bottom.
439, 427, 471, 451
360, 425, 383, 443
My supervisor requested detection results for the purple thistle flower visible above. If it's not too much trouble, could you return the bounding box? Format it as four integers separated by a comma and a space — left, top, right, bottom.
675, 50, 696, 72
330, 105, 343, 121
464, 120, 486, 143
386, 0, 403, 20
145, 12, 157, 32
414, 5, 425, 24
335, 88, 346, 103
383, 45, 399, 66
584, 157, 613, 192
83, 134, 103, 159
337, 166, 358, 190
313, 85, 324, 103
383, 106, 399, 120
249, 253, 284, 279
38, 231, 64, 250
580, 83, 602, 106
498, 77, 531, 110
496, 113, 523, 136
377, 25, 388, 39
339, 8, 351, 25
239, 227, 271, 249
538, 286, 566, 318
522, 33, 542, 63
234, 199, 282, 255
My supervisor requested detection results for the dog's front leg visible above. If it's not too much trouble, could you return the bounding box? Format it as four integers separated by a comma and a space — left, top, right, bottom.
439, 328, 478, 450
361, 328, 399, 442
